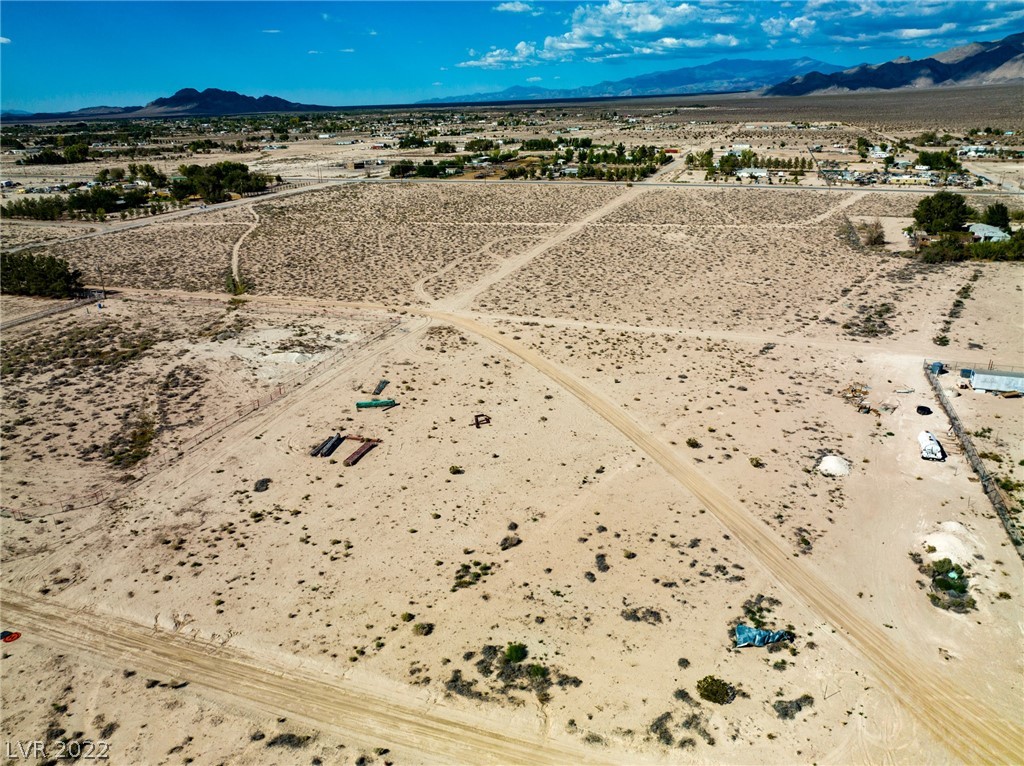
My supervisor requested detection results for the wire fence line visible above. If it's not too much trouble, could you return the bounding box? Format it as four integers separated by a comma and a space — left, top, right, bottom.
0, 298, 92, 331
925, 365, 1023, 560
1, 316, 402, 521
923, 358, 1024, 375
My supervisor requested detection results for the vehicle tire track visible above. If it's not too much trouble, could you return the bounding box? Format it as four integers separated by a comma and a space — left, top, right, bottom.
231, 205, 260, 286
2, 592, 618, 766
427, 308, 1023, 765
437, 184, 646, 312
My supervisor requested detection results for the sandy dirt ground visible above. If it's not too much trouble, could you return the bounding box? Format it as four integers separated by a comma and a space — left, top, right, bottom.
2, 179, 1022, 765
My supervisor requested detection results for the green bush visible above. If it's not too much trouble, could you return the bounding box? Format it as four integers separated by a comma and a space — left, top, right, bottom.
504, 642, 528, 663
696, 675, 735, 705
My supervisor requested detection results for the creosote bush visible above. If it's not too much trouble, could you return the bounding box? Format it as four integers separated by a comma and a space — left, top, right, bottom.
696, 675, 736, 705
504, 642, 528, 663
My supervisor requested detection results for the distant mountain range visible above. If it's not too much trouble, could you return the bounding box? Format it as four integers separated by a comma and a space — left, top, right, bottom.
2, 32, 1021, 121
418, 58, 844, 104
3, 88, 334, 122
766, 31, 1024, 95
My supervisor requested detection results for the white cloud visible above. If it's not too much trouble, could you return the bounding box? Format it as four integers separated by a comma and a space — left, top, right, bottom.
895, 22, 955, 39
655, 34, 738, 49
495, 1, 532, 11
308, 49, 321, 54
0, 37, 10, 44
459, 0, 747, 68
433, 81, 443, 86
526, 76, 542, 82
458, 39, 538, 69
788, 15, 816, 37
262, 29, 280, 34
368, 29, 378, 36
762, 13, 814, 38
761, 16, 787, 37
339, 48, 355, 53
834, 20, 959, 44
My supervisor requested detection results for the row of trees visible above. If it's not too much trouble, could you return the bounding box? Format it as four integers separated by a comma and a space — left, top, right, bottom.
575, 163, 660, 181
16, 144, 90, 165
389, 159, 463, 178
0, 251, 83, 298
687, 148, 812, 175
1, 185, 154, 220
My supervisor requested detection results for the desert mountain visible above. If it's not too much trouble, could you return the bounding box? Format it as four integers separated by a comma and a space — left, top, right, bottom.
6, 88, 333, 121
765, 31, 1024, 96
419, 57, 844, 104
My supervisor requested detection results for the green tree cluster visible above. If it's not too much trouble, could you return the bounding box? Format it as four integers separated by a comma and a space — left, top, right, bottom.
0, 251, 83, 298
172, 162, 268, 202
521, 138, 556, 151
915, 150, 961, 172
465, 138, 496, 152
982, 202, 1011, 232
398, 134, 430, 149
913, 191, 972, 234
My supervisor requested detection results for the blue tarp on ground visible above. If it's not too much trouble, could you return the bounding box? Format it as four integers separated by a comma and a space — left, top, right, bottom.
734, 624, 794, 648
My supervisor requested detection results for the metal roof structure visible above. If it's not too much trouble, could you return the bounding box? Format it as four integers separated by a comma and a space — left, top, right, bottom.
967, 223, 1011, 242
970, 370, 1024, 393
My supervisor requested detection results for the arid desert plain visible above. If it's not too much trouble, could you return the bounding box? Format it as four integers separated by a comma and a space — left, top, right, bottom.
2, 95, 1023, 766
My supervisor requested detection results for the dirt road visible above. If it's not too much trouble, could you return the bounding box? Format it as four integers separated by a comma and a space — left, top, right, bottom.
428, 309, 1023, 765
2, 592, 620, 765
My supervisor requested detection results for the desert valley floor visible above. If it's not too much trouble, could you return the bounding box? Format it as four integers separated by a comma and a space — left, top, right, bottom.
2, 180, 1022, 765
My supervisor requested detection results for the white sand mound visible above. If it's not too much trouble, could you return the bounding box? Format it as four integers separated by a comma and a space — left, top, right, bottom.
922, 521, 975, 564
267, 352, 312, 365
817, 455, 851, 476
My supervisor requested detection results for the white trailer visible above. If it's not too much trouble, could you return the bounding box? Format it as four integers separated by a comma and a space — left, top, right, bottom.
918, 431, 945, 461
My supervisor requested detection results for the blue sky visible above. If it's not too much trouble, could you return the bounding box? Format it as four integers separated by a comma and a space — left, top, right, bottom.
1, 1, 1022, 112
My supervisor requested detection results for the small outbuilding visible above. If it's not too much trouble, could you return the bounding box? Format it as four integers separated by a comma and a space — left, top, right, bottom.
970, 369, 1024, 394
967, 223, 1010, 242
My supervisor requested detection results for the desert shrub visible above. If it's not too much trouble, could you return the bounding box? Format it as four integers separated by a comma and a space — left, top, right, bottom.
449, 465, 465, 475
504, 642, 528, 663
696, 675, 735, 705
412, 622, 434, 636
685, 437, 701, 448
773, 694, 814, 720
648, 712, 674, 746
265, 733, 311, 748
860, 218, 885, 246
103, 416, 157, 469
